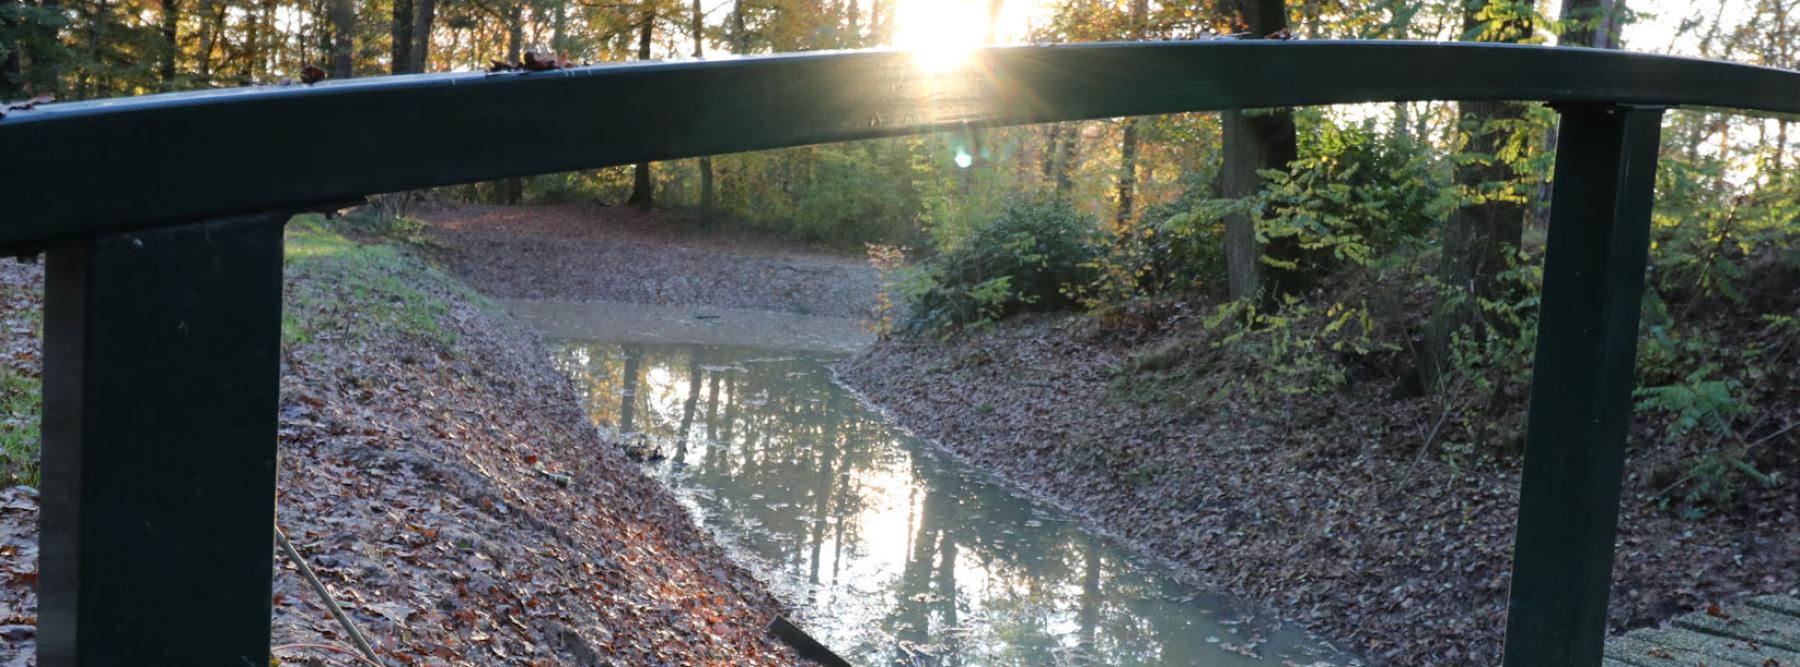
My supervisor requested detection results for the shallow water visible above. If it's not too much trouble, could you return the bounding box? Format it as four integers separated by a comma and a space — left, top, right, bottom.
552, 341, 1355, 667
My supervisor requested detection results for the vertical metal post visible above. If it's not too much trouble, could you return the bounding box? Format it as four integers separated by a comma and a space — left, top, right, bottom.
1502, 104, 1664, 666
38, 214, 288, 666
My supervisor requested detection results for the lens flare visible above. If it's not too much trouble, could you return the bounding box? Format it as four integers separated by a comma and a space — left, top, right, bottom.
892, 0, 989, 72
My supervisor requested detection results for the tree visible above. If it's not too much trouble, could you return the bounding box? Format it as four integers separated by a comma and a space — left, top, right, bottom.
627, 2, 656, 208
1217, 0, 1302, 302
1113, 0, 1146, 227
692, 0, 712, 220
1556, 0, 1622, 48
412, 0, 436, 71
328, 0, 354, 79
1424, 0, 1536, 381
392, 0, 414, 74
157, 0, 178, 84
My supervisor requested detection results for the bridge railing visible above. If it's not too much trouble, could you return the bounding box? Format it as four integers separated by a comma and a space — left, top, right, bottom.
3, 40, 1797, 667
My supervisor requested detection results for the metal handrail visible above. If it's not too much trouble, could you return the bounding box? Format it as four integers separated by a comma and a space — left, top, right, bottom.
2, 40, 1797, 249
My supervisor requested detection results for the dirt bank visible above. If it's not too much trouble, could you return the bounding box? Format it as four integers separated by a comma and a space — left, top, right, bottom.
0, 216, 804, 666
836, 313, 1799, 666
420, 203, 878, 319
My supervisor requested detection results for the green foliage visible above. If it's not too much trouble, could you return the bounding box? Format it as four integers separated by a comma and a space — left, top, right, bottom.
900, 196, 1100, 333
1651, 161, 1800, 304
1199, 297, 1394, 398
1117, 297, 1394, 409
1256, 115, 1455, 270
1634, 366, 1777, 514
1635, 366, 1749, 444
1440, 260, 1541, 398
1113, 113, 1452, 301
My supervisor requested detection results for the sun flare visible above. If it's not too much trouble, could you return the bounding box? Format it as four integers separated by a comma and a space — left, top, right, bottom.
890, 0, 1039, 71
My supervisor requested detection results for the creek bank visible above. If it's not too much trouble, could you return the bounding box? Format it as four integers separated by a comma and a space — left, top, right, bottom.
420, 203, 877, 320
835, 311, 1799, 666
0, 215, 805, 666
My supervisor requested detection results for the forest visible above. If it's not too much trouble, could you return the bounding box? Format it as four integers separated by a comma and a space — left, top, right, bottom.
2, 0, 1797, 663
3, 0, 1796, 568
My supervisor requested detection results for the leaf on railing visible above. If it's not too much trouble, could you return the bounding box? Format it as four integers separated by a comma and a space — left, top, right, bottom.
490, 51, 572, 74
300, 66, 328, 85
0, 93, 55, 118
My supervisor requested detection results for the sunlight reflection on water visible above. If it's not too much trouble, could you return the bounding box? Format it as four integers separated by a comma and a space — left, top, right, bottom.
552, 340, 1358, 667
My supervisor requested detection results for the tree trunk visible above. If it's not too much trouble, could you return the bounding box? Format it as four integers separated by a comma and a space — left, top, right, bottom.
261, 0, 276, 76
1113, 0, 1146, 227
1054, 123, 1079, 196
628, 9, 656, 208
731, 0, 747, 51
499, 2, 524, 204
198, 0, 225, 79
1, 25, 20, 99
1041, 124, 1062, 183
329, 0, 354, 79
551, 0, 567, 53
159, 0, 179, 84
391, 0, 413, 74
692, 0, 714, 220
1529, 0, 1625, 225
1556, 0, 1622, 48
411, 0, 435, 71
1217, 0, 1300, 302
1, 0, 20, 97
242, 3, 260, 78
1116, 119, 1139, 226
845, 0, 859, 46
1424, 0, 1535, 381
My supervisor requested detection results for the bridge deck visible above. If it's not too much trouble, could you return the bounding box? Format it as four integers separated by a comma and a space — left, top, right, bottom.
1604, 596, 1800, 667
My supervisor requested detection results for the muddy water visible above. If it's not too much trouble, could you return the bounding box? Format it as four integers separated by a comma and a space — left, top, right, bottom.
552, 341, 1355, 667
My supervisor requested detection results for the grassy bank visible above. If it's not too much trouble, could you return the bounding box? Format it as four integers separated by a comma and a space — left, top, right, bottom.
0, 212, 803, 666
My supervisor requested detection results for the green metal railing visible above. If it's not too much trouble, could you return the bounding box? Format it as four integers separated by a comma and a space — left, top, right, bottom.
2, 40, 1797, 666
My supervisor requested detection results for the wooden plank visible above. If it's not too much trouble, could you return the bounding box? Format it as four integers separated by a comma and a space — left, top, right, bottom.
1610, 633, 1768, 666
1609, 634, 1754, 666
1748, 595, 1800, 619
1675, 605, 1800, 652
1606, 597, 1800, 667
1648, 626, 1800, 664
3, 42, 1800, 250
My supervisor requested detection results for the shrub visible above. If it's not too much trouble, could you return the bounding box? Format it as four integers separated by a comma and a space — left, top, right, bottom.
900, 197, 1100, 333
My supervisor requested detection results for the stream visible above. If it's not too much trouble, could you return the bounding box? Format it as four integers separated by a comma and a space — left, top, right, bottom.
550, 340, 1356, 667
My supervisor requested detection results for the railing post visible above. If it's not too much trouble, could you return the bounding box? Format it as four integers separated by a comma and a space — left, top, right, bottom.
38, 214, 288, 666
1501, 104, 1663, 666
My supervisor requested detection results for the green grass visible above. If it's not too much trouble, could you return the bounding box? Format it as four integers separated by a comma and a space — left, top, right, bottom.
283, 214, 477, 348
0, 211, 491, 488
0, 366, 40, 488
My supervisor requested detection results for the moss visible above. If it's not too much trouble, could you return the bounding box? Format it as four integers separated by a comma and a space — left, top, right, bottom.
283, 214, 467, 349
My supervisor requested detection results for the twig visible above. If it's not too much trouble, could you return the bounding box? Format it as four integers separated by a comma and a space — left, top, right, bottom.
272, 642, 386, 667
275, 524, 386, 667
1382, 374, 1467, 505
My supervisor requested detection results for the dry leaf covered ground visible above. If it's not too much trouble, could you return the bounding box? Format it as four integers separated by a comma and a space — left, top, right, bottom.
419, 203, 877, 319
836, 311, 1799, 666
0, 215, 803, 666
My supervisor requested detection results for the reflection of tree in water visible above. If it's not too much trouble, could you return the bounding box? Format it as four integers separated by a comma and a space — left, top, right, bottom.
549, 342, 1322, 667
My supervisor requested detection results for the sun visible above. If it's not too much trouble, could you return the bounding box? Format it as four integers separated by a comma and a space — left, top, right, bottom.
890, 0, 1039, 71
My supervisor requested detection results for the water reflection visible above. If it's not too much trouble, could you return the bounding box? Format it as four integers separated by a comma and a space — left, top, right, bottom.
553, 342, 1354, 667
